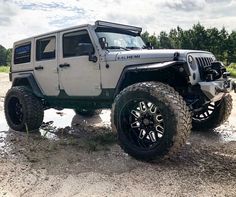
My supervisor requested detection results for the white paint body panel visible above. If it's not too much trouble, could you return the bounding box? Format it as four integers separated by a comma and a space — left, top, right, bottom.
33, 33, 60, 96
58, 27, 101, 96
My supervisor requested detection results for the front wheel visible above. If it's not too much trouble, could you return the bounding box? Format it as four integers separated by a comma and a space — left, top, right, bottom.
4, 86, 44, 132
192, 94, 233, 131
111, 82, 192, 161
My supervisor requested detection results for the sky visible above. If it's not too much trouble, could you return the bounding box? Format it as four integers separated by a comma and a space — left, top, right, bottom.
0, 0, 236, 48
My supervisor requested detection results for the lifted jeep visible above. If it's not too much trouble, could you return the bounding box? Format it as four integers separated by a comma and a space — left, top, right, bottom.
5, 21, 236, 161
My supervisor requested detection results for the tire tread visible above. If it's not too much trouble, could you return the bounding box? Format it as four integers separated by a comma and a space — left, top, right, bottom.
111, 82, 192, 161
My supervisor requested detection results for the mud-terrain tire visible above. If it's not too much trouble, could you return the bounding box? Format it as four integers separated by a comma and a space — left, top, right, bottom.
192, 94, 232, 131
111, 82, 192, 161
4, 86, 44, 132
74, 109, 101, 117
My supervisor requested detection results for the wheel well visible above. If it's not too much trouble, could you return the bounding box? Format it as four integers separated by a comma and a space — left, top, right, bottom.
12, 76, 44, 98
116, 67, 189, 95
12, 78, 31, 87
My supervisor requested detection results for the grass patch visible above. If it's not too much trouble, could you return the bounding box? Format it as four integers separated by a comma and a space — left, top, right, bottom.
226, 63, 236, 78
0, 66, 10, 73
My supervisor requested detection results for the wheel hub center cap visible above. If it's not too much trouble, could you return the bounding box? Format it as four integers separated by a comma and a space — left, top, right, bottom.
143, 118, 150, 126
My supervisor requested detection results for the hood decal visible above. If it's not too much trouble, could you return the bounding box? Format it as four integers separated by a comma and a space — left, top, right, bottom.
117, 54, 141, 61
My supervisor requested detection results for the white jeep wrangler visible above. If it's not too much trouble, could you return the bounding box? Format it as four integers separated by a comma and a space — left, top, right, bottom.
5, 21, 236, 161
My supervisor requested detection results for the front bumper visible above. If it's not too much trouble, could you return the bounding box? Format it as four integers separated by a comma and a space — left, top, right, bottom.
199, 78, 236, 102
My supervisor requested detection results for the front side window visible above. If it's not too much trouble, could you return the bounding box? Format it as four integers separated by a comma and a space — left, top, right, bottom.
36, 36, 56, 61
14, 43, 31, 64
63, 30, 94, 58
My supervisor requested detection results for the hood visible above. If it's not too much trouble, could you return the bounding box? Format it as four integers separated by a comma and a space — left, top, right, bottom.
105, 49, 212, 62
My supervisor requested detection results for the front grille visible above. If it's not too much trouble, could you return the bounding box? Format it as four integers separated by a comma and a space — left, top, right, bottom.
195, 57, 214, 80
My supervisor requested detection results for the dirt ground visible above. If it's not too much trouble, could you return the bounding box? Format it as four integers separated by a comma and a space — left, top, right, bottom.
0, 73, 236, 197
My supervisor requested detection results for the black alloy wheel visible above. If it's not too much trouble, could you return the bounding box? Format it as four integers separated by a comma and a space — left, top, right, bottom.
120, 100, 165, 150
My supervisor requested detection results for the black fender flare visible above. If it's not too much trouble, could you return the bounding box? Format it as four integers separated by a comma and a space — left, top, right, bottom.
114, 61, 189, 97
12, 73, 44, 98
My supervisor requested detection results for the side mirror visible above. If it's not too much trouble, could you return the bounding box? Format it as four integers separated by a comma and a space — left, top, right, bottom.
99, 37, 107, 49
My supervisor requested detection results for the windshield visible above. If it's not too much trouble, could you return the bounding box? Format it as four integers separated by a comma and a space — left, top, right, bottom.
96, 30, 146, 50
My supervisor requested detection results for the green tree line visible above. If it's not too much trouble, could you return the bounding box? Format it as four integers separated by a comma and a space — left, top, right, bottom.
0, 45, 12, 66
141, 23, 236, 65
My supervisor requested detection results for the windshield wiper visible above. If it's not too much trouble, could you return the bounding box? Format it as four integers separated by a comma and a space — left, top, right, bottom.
126, 46, 142, 50
106, 46, 131, 51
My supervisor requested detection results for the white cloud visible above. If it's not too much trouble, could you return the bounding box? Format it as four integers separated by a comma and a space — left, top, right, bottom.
163, 0, 206, 11
0, 0, 236, 48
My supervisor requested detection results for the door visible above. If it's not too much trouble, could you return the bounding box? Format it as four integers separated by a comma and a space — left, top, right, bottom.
58, 29, 101, 96
34, 34, 60, 96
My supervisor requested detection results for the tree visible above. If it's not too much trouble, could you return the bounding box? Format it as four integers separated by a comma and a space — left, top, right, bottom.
206, 27, 220, 55
189, 23, 208, 50
177, 27, 193, 49
141, 31, 150, 44
149, 34, 159, 48
227, 31, 236, 64
0, 45, 7, 66
6, 48, 12, 66
141, 31, 159, 48
158, 31, 172, 49
169, 28, 180, 49
218, 27, 229, 62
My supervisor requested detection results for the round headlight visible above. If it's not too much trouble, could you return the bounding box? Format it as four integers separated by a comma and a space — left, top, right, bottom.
188, 55, 196, 70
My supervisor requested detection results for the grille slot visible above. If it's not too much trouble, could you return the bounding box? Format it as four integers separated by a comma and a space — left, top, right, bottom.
195, 57, 214, 80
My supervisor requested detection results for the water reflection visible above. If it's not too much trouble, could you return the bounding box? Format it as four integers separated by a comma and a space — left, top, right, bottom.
44, 109, 76, 128
39, 109, 111, 140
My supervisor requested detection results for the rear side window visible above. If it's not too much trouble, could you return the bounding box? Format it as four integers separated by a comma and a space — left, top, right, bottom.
36, 36, 56, 61
14, 43, 31, 64
63, 30, 93, 58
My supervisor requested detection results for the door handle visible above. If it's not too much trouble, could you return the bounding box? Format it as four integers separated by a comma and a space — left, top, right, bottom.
35, 66, 44, 70
59, 63, 70, 68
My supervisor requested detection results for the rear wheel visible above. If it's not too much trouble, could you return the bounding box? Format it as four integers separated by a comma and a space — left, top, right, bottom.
111, 82, 191, 161
192, 94, 233, 131
4, 86, 44, 132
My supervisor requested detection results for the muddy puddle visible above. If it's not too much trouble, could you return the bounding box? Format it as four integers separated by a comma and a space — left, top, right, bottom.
0, 91, 236, 162
0, 108, 236, 150
39, 109, 111, 140
0, 109, 113, 154
42, 109, 111, 128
